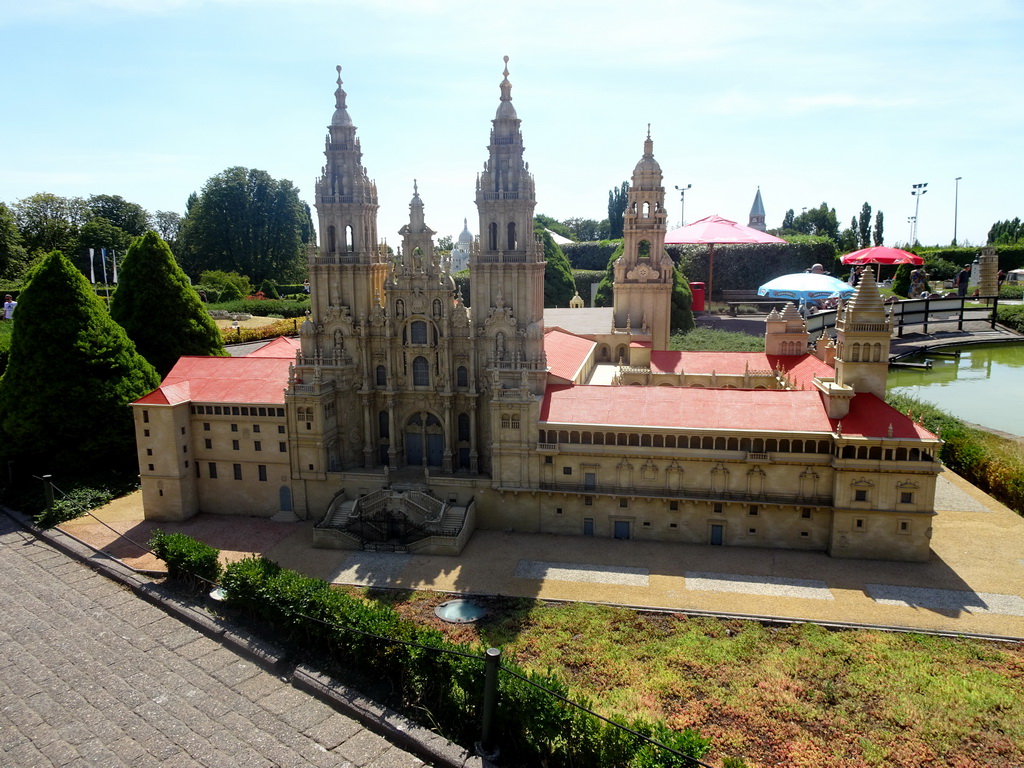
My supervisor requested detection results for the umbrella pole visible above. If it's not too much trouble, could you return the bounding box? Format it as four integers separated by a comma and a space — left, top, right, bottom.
707, 243, 715, 315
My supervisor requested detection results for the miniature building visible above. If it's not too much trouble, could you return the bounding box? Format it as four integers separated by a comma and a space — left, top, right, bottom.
133, 60, 942, 562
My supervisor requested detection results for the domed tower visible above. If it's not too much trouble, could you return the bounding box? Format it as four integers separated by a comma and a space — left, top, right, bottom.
311, 66, 387, 322
612, 129, 674, 350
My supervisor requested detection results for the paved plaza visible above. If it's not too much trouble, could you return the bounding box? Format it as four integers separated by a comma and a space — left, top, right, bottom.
0, 513, 438, 768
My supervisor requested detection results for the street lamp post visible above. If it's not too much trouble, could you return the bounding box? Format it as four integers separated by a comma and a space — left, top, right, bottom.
953, 176, 962, 246
910, 182, 928, 245
907, 216, 916, 246
674, 184, 691, 227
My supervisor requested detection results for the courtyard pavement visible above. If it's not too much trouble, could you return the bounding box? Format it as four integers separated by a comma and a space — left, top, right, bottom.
59, 467, 1024, 641
0, 512, 447, 768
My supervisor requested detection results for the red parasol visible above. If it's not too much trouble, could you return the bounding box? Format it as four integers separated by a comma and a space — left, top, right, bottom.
665, 215, 786, 310
840, 246, 923, 265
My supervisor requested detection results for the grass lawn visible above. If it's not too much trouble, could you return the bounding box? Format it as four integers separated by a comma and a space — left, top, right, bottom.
364, 592, 1023, 767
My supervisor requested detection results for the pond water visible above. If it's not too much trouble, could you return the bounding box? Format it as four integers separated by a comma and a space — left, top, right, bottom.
887, 343, 1024, 436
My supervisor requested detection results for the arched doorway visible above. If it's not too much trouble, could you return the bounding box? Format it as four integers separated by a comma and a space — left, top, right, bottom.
404, 411, 444, 467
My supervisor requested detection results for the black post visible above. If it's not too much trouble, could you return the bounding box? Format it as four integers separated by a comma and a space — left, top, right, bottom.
41, 474, 54, 511
477, 647, 502, 761
992, 295, 999, 330
958, 297, 965, 332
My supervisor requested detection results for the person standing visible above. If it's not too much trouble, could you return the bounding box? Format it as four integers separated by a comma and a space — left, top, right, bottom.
1, 294, 15, 320
956, 264, 971, 298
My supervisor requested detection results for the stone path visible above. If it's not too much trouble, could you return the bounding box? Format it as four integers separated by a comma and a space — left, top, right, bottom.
0, 514, 429, 768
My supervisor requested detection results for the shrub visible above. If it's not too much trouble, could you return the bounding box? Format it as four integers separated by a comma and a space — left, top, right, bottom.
149, 529, 222, 590
34, 483, 116, 529
257, 279, 280, 299
209, 298, 309, 318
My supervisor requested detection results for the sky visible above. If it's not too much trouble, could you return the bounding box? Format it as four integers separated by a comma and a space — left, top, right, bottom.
1, 0, 1022, 251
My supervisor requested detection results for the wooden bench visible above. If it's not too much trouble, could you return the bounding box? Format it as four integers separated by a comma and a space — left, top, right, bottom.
719, 290, 789, 316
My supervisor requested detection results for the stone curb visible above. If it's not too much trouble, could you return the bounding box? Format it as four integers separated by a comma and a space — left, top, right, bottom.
1, 506, 479, 768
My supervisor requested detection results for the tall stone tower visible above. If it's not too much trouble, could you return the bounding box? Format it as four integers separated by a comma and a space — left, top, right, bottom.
311, 66, 387, 323
748, 187, 766, 232
834, 267, 892, 398
612, 130, 673, 350
470, 57, 546, 390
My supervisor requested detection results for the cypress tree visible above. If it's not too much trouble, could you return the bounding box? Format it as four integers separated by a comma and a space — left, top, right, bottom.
0, 251, 161, 473
110, 231, 227, 377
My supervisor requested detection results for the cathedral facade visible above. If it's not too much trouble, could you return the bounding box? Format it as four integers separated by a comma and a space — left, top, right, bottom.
133, 61, 942, 562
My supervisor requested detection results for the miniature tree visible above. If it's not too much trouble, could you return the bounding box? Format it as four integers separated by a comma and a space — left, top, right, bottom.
110, 231, 227, 377
0, 251, 161, 473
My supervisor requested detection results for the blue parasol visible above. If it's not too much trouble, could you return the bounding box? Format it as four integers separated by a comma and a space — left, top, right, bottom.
757, 272, 855, 304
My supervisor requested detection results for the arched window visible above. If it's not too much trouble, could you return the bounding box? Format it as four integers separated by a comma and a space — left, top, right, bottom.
345, 225, 354, 252
410, 321, 428, 345
642, 201, 650, 218
412, 356, 429, 386
375, 365, 386, 386
378, 411, 389, 438
327, 226, 337, 253
507, 222, 517, 250
456, 366, 468, 388
458, 413, 470, 442
488, 222, 498, 250
638, 239, 650, 256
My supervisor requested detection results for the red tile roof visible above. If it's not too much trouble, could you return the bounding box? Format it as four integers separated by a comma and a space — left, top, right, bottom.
134, 355, 291, 406
544, 329, 595, 383
541, 384, 834, 433
834, 393, 938, 440
648, 350, 833, 390
244, 336, 301, 358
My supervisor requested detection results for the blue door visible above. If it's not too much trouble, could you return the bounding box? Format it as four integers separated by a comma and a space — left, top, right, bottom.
406, 433, 423, 465
427, 433, 444, 467
613, 520, 630, 540
710, 524, 724, 546
583, 518, 594, 536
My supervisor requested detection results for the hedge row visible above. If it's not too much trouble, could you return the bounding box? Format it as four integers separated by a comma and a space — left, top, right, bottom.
220, 317, 300, 344
561, 241, 622, 270
917, 245, 1024, 272
152, 553, 714, 767
886, 391, 1024, 514
208, 299, 310, 318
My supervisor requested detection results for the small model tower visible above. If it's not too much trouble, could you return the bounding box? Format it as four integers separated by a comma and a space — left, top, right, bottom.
612, 128, 674, 350
833, 267, 892, 398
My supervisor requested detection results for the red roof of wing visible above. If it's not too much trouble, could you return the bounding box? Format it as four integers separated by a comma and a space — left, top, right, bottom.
544, 329, 596, 383
245, 336, 300, 358
648, 351, 834, 389
833, 393, 938, 439
540, 384, 834, 433
133, 356, 290, 406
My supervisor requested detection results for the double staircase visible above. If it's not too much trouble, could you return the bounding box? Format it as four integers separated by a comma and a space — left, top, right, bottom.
314, 488, 472, 554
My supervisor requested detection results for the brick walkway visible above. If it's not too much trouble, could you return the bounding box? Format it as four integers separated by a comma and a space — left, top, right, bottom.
0, 514, 429, 768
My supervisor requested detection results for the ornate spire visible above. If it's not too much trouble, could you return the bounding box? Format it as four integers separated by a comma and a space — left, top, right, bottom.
495, 55, 517, 120
331, 65, 353, 127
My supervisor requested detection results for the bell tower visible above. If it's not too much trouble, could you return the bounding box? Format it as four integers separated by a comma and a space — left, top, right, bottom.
612, 129, 674, 350
834, 267, 892, 398
311, 66, 387, 323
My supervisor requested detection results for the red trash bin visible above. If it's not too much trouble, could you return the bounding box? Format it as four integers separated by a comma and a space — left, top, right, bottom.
689, 282, 705, 312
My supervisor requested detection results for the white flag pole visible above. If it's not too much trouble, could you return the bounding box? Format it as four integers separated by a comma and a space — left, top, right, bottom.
112, 250, 118, 283
88, 248, 95, 284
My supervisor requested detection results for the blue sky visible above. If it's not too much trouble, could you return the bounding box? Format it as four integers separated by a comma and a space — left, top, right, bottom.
2, 0, 1021, 250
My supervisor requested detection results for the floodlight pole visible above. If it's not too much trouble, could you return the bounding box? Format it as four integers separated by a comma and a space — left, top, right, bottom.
953, 176, 962, 246
910, 182, 928, 245
674, 184, 691, 227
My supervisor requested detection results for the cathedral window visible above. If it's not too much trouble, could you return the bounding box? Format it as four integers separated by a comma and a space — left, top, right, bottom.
411, 321, 428, 344
345, 224, 354, 252
642, 201, 650, 218
458, 413, 470, 442
327, 226, 337, 253
376, 365, 387, 386
638, 239, 650, 256
456, 366, 468, 388
506, 222, 517, 250
488, 222, 498, 250
379, 411, 389, 439
412, 356, 429, 386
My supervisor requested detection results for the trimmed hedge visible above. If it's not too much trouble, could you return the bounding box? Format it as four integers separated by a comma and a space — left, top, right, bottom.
917, 245, 1024, 272
217, 555, 712, 766
208, 299, 310, 318
561, 241, 622, 270
149, 530, 222, 590
220, 318, 301, 344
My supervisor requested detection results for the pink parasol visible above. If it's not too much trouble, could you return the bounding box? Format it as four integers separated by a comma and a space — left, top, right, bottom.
665, 215, 786, 309
840, 246, 923, 265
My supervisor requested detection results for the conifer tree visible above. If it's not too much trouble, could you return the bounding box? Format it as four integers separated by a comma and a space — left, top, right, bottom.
110, 231, 227, 377
0, 251, 161, 473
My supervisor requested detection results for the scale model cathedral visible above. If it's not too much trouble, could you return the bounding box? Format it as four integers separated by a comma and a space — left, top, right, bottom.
133, 60, 942, 562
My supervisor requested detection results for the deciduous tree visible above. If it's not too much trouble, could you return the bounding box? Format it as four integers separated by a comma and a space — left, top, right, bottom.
110, 232, 227, 377
13, 193, 88, 256
0, 203, 29, 279
177, 167, 312, 283
0, 251, 161, 473
87, 194, 150, 237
